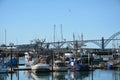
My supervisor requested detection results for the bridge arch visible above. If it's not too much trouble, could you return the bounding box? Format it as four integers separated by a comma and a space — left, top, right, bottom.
104, 31, 120, 47
84, 40, 101, 48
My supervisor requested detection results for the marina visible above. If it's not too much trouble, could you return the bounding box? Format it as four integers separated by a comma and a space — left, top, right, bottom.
0, 31, 120, 80
0, 0, 120, 80
0, 48, 119, 80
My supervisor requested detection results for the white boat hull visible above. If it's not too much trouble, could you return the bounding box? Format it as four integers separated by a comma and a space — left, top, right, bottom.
31, 63, 50, 73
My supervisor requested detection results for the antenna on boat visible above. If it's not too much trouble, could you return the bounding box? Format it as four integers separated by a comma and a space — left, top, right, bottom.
5, 29, 7, 45
73, 32, 75, 41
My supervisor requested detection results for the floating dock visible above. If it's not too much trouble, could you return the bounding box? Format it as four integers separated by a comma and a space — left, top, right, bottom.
13, 67, 31, 71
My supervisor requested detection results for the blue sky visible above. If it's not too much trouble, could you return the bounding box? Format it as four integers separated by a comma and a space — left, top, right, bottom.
0, 0, 120, 47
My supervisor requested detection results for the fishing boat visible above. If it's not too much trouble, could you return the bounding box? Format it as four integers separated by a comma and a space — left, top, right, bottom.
31, 59, 50, 73
53, 60, 68, 72
0, 63, 8, 74
24, 52, 50, 73
68, 58, 90, 71
2, 57, 18, 68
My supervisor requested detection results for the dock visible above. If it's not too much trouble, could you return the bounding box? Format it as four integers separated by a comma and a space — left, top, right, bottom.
112, 65, 120, 69
13, 67, 31, 71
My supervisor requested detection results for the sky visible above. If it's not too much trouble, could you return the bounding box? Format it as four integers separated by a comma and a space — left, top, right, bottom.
0, 0, 120, 47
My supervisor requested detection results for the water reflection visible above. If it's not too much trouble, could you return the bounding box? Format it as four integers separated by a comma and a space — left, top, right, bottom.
66, 71, 90, 80
24, 70, 90, 80
25, 70, 90, 80
53, 72, 68, 80
6, 69, 120, 80
24, 71, 51, 80
24, 71, 31, 79
31, 72, 50, 80
0, 74, 8, 80
112, 70, 120, 80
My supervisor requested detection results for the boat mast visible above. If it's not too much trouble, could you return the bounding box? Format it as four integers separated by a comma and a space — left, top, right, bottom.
54, 24, 56, 43
60, 24, 63, 41
52, 24, 56, 71
5, 29, 6, 45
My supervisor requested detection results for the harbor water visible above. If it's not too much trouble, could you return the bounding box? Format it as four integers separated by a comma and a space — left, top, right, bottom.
0, 58, 120, 80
